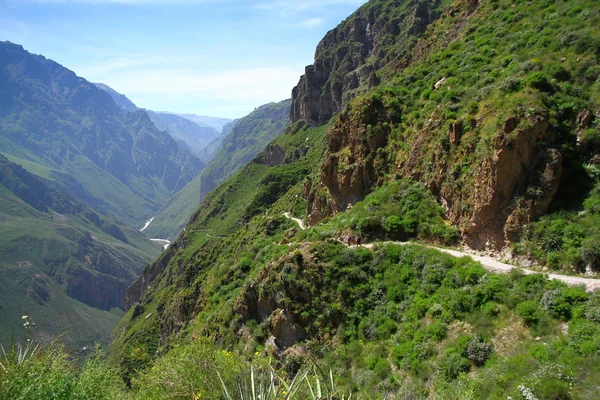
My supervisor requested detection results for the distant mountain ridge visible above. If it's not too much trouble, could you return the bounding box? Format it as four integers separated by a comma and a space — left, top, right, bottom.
0, 41, 203, 227
170, 113, 233, 133
94, 83, 229, 158
93, 82, 139, 112
142, 100, 290, 239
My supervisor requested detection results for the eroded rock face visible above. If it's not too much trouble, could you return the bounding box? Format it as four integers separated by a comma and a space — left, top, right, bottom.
67, 268, 129, 310
290, 0, 442, 125
308, 108, 564, 250
306, 97, 393, 225
255, 144, 286, 167
459, 119, 562, 249
235, 248, 313, 350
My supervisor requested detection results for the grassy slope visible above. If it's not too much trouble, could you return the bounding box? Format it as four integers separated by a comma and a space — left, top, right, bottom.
143, 100, 292, 239
140, 173, 202, 239
0, 159, 161, 349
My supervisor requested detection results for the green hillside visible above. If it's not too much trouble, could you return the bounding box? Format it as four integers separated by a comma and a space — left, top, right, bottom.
107, 0, 600, 398
0, 154, 161, 349
2, 0, 600, 398
143, 100, 291, 239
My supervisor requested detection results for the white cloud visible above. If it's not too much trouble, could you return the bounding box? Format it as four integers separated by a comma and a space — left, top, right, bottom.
255, 0, 366, 12
299, 17, 324, 28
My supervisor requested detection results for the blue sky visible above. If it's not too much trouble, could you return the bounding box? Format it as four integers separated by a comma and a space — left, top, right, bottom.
0, 0, 367, 118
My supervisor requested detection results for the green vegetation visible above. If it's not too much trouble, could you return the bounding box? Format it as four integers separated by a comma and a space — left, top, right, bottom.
0, 154, 160, 349
310, 180, 458, 245
5, 246, 600, 398
0, 338, 126, 400
514, 181, 600, 274
107, 0, 600, 398
141, 173, 203, 240
3, 0, 600, 397
144, 99, 291, 239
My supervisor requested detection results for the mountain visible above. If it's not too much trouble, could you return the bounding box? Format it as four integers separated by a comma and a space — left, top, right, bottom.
146, 111, 220, 157
172, 113, 233, 133
141, 100, 291, 239
197, 100, 291, 200
198, 118, 239, 163
0, 41, 204, 227
94, 83, 224, 158
0, 154, 161, 349
108, 0, 600, 398
93, 82, 139, 112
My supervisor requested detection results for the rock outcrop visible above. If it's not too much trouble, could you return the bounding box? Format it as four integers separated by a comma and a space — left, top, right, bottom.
305, 96, 395, 225
291, 0, 443, 125
307, 100, 564, 250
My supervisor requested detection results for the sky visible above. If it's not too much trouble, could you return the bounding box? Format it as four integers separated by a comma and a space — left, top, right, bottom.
0, 0, 367, 119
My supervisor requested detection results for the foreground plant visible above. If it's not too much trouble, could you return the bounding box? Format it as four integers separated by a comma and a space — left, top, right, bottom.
218, 363, 351, 400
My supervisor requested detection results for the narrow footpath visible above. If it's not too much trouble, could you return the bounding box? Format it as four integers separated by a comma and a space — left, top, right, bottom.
282, 212, 600, 292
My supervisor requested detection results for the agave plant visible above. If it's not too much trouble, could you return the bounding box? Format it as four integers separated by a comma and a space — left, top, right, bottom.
218, 363, 351, 400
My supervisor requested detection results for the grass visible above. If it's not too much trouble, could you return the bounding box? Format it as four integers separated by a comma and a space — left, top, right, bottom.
143, 99, 292, 240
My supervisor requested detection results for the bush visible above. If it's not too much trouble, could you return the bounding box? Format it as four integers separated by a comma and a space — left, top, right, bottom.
517, 300, 541, 325
72, 350, 126, 400
383, 215, 403, 235
465, 337, 493, 366
526, 71, 554, 92
438, 352, 470, 381
581, 236, 600, 271
584, 292, 600, 323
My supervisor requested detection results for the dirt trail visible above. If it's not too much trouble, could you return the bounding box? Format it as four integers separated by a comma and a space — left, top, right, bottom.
283, 212, 307, 230
280, 213, 600, 292
358, 242, 600, 292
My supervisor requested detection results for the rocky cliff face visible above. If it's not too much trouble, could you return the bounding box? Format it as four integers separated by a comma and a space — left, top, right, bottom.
291, 0, 442, 125
301, 0, 574, 250
306, 95, 565, 250
305, 95, 395, 225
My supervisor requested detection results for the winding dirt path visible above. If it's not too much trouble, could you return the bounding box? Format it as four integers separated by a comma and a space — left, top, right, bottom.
281, 213, 600, 292
283, 212, 307, 230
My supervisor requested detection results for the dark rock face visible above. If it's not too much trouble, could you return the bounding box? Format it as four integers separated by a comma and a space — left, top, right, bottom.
256, 144, 286, 166
305, 96, 395, 225
291, 0, 442, 125
67, 268, 129, 310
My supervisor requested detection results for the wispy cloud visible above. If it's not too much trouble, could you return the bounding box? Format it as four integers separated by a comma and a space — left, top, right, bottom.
72, 56, 163, 76
299, 17, 324, 28
255, 0, 366, 12
12, 0, 222, 4
82, 62, 303, 117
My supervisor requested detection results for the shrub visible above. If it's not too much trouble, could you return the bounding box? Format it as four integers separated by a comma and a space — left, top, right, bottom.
584, 292, 600, 323
465, 337, 493, 366
526, 71, 554, 92
72, 350, 126, 400
581, 236, 600, 271
438, 352, 470, 381
383, 215, 403, 235
517, 300, 541, 325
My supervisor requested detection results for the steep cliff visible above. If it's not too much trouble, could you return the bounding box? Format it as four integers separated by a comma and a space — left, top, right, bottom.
0, 42, 204, 226
0, 154, 160, 348
304, 0, 599, 250
291, 0, 444, 125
